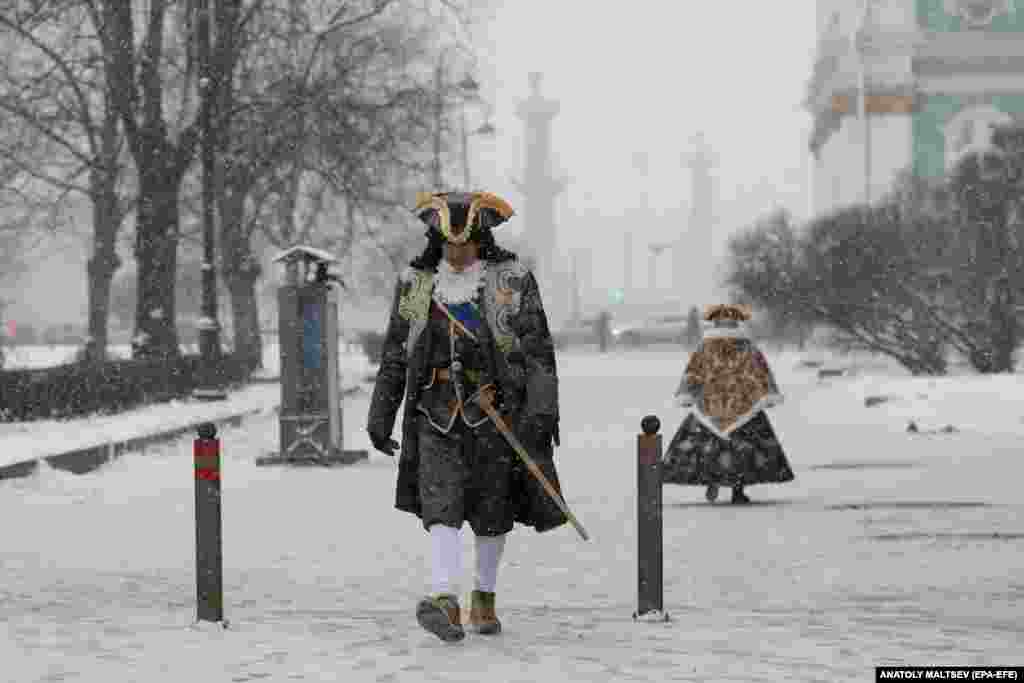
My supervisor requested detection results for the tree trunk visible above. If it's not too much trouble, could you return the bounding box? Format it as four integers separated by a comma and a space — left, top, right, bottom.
226, 272, 263, 371
85, 192, 121, 362
84, 106, 123, 363
988, 281, 1017, 373
98, 0, 237, 361
133, 163, 182, 360
219, 181, 263, 371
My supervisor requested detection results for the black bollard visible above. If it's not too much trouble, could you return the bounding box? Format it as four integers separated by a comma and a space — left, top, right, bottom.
633, 415, 668, 621
194, 422, 224, 623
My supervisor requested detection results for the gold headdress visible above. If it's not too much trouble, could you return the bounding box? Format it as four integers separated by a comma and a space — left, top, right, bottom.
703, 304, 752, 322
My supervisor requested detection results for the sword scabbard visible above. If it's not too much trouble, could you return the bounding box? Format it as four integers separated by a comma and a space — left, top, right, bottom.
476, 397, 589, 541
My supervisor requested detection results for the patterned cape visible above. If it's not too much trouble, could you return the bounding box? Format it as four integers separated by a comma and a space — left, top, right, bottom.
674, 338, 783, 439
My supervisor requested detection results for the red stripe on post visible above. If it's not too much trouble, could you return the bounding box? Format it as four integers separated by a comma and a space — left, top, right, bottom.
194, 440, 220, 458
638, 434, 658, 465
195, 468, 220, 481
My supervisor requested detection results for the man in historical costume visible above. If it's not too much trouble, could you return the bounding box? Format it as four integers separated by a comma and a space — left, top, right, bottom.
662, 304, 794, 504
366, 191, 567, 642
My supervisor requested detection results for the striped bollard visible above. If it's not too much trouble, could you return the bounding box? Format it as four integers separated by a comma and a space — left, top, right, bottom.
633, 415, 670, 622
194, 422, 225, 624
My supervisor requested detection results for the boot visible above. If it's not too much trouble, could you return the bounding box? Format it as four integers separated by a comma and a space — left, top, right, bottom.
469, 590, 502, 635
731, 486, 751, 505
416, 593, 465, 642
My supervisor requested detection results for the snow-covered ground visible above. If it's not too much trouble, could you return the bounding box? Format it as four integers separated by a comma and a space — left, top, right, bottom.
2, 349, 1022, 682
1, 343, 133, 369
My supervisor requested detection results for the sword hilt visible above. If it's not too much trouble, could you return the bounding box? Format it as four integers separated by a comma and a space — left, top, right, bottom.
450, 359, 465, 399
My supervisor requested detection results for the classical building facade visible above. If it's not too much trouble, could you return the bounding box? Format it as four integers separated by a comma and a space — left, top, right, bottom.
807, 0, 1024, 216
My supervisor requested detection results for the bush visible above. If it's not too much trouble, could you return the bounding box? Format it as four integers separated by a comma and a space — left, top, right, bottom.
726, 205, 948, 375
0, 354, 253, 422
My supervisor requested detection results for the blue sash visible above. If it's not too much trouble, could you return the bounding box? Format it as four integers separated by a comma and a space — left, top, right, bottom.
445, 300, 482, 333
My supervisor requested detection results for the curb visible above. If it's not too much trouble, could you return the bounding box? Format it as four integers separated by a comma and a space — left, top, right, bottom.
250, 375, 371, 395
0, 407, 269, 482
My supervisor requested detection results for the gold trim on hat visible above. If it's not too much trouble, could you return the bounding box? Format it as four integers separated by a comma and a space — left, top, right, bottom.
414, 192, 461, 244
414, 191, 514, 245
466, 192, 514, 231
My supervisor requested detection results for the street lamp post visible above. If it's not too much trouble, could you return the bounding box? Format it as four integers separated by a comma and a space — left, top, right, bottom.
432, 57, 444, 189
194, 0, 226, 400
432, 52, 492, 191
455, 74, 485, 189
648, 243, 671, 293
855, 0, 874, 206
460, 105, 471, 189
460, 102, 496, 189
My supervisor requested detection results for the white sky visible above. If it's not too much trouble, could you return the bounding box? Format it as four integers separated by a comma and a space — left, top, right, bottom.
462, 1, 819, 306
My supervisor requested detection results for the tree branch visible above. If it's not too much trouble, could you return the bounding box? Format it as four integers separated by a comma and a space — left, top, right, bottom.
0, 152, 91, 197
301, 0, 396, 87
0, 97, 94, 168
0, 10, 100, 158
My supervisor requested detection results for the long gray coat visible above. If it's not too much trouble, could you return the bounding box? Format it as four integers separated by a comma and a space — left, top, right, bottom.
367, 256, 567, 532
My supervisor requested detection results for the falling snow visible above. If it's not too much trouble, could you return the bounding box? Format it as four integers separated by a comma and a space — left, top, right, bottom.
2, 346, 1021, 682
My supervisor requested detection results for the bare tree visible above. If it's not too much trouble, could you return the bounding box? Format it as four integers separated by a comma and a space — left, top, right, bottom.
727, 206, 949, 375
945, 132, 1024, 373
880, 154, 1023, 374
1, 0, 485, 371
0, 1, 133, 361
213, 0, 473, 369
89, 0, 243, 359
731, 143, 1024, 376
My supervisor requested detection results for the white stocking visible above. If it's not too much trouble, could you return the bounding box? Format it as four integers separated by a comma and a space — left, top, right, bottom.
429, 524, 462, 596
474, 533, 507, 593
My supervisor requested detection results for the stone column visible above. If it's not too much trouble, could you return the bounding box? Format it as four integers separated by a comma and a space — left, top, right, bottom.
515, 73, 567, 322
674, 132, 716, 307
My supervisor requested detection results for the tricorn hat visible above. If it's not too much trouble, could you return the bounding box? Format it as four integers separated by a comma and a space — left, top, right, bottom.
703, 304, 752, 322
413, 191, 514, 244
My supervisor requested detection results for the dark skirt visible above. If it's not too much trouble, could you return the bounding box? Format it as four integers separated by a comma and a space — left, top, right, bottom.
661, 411, 794, 487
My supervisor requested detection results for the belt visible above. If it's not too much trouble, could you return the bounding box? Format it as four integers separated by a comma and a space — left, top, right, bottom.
430, 367, 483, 383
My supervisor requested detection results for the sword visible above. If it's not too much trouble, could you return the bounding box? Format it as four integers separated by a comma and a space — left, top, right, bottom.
468, 376, 590, 542
437, 298, 588, 541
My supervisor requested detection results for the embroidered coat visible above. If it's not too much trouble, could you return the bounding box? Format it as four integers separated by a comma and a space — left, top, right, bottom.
367, 257, 566, 532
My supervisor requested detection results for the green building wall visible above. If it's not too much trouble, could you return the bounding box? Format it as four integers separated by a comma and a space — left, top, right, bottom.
916, 0, 1024, 32
911, 3, 1024, 176
913, 94, 1024, 177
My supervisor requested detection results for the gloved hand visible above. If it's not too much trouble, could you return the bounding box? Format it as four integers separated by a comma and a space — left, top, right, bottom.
520, 413, 555, 449
368, 430, 399, 456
